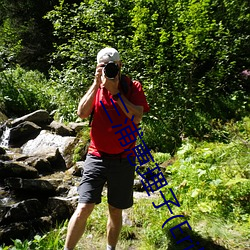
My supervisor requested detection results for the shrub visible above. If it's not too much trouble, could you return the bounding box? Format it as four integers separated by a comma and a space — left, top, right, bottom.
0, 66, 55, 116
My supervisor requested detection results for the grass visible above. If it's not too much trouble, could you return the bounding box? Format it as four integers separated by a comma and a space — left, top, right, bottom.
1, 117, 250, 249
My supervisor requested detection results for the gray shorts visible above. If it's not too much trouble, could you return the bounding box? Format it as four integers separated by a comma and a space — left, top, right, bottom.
77, 154, 135, 209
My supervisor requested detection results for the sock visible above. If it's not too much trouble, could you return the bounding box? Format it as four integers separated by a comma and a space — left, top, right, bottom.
107, 245, 116, 250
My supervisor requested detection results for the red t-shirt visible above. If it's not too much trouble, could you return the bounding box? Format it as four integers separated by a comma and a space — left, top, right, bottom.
88, 77, 150, 157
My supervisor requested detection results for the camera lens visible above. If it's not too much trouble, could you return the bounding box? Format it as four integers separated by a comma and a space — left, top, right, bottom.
104, 62, 119, 79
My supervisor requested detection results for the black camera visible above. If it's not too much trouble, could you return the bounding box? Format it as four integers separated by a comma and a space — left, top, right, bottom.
103, 61, 119, 79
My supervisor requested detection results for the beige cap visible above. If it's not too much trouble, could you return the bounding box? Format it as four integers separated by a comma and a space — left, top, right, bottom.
97, 47, 120, 63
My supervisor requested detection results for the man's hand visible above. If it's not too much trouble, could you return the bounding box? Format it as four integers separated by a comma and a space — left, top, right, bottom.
102, 77, 119, 95
95, 63, 104, 87
96, 63, 120, 94
101, 73, 119, 95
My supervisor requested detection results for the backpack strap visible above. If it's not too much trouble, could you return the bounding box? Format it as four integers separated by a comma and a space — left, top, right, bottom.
89, 108, 95, 127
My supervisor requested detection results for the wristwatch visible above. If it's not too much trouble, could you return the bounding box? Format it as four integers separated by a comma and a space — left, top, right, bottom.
112, 92, 120, 101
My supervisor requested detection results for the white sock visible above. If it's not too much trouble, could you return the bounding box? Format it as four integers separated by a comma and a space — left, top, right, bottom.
107, 245, 116, 250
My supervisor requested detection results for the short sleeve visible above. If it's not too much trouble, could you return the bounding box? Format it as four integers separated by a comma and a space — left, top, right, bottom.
129, 80, 150, 113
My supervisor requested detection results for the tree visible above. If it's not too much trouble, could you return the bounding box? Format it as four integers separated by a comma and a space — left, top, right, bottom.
0, 0, 59, 72
13, 0, 250, 152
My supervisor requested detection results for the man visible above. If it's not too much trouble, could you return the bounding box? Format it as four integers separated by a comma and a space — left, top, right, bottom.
64, 47, 150, 250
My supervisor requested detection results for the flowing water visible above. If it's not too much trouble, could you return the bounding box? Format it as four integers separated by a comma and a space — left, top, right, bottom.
0, 126, 10, 148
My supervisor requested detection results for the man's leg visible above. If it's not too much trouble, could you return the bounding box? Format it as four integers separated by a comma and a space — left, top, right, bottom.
64, 203, 95, 250
107, 204, 123, 249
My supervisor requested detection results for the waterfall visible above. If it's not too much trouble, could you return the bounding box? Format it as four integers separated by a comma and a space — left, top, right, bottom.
0, 126, 10, 148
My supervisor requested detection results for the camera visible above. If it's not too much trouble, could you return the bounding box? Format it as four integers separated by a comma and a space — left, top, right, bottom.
103, 61, 119, 79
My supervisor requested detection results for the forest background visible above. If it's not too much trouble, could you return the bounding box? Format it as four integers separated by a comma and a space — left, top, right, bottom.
0, 0, 249, 153
0, 0, 249, 249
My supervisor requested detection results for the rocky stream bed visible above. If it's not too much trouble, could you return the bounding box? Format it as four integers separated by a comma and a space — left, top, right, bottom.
0, 110, 90, 245
0, 110, 146, 245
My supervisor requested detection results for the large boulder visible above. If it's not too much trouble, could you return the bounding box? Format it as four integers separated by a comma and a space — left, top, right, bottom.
0, 161, 38, 179
11, 109, 51, 127
9, 121, 41, 147
21, 130, 77, 168
0, 199, 42, 224
47, 197, 76, 221
24, 156, 53, 174
0, 222, 32, 245
4, 178, 58, 196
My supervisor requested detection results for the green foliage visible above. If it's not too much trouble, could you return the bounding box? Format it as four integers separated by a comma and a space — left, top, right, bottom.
0, 18, 23, 70
0, 0, 57, 72
1, 1, 250, 249
43, 0, 250, 152
132, 0, 250, 151
44, 0, 136, 121
0, 0, 249, 146
153, 152, 171, 164
136, 118, 250, 249
0, 221, 67, 250
0, 66, 55, 116
73, 126, 90, 163
166, 117, 250, 221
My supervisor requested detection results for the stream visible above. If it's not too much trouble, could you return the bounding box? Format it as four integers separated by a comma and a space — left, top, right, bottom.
0, 126, 10, 148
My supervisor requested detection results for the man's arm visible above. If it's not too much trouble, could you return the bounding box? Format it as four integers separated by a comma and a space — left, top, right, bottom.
77, 80, 99, 119
115, 94, 143, 124
77, 64, 102, 119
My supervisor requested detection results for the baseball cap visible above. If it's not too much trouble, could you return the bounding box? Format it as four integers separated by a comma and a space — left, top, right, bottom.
97, 47, 120, 63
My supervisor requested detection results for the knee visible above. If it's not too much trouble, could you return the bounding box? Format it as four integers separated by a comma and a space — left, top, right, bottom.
108, 205, 122, 218
74, 203, 95, 219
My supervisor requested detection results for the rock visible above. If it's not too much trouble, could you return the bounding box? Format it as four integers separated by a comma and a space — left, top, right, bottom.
0, 222, 32, 245
0, 154, 11, 161
0, 110, 91, 245
66, 161, 84, 177
0, 111, 8, 125
0, 110, 83, 245
25, 157, 53, 174
32, 216, 53, 233
0, 147, 6, 155
122, 210, 133, 226
9, 121, 41, 147
1, 199, 42, 224
21, 130, 77, 168
47, 197, 76, 221
11, 109, 51, 127
0, 161, 38, 179
22, 141, 66, 170
44, 148, 66, 170
0, 206, 9, 224
133, 179, 144, 191
67, 186, 78, 198
49, 121, 74, 136
4, 178, 58, 196
68, 121, 88, 133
